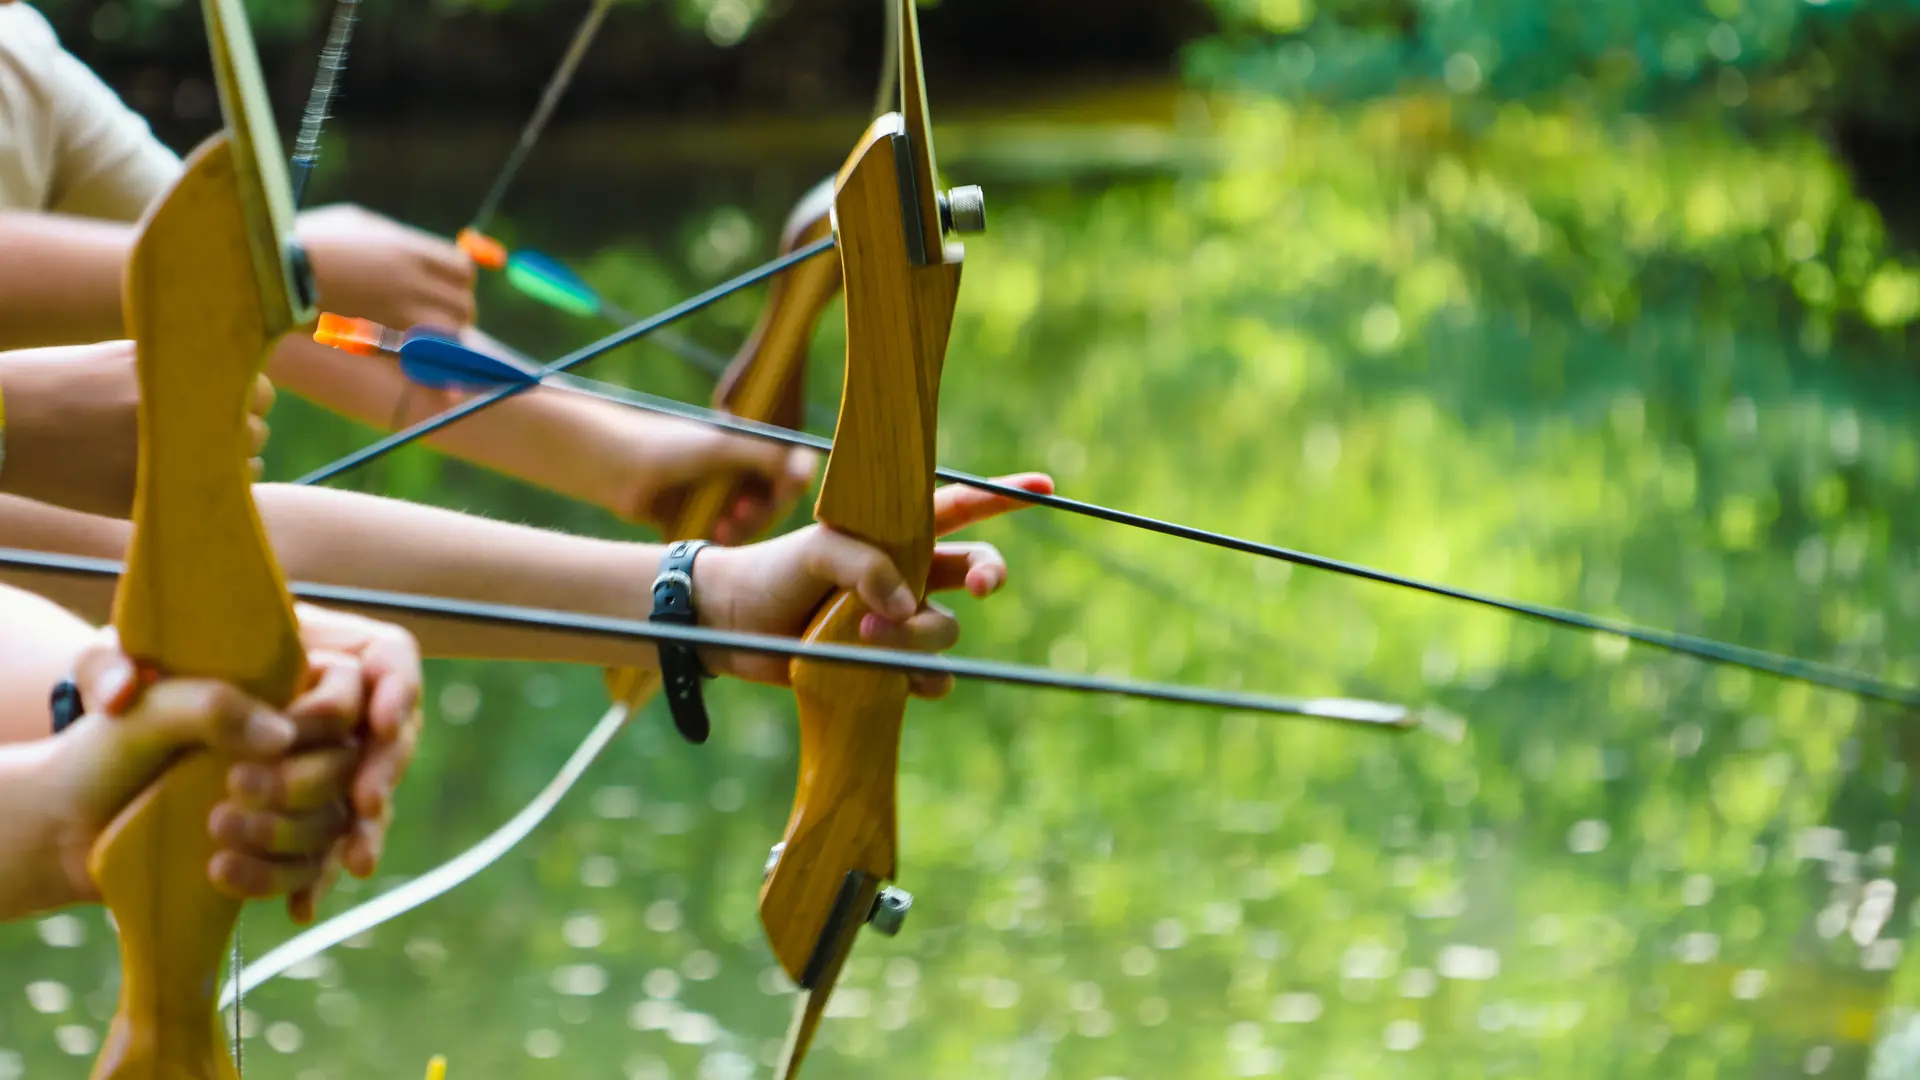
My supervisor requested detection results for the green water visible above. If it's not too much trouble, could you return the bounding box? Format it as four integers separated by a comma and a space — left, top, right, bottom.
5, 96, 1920, 1080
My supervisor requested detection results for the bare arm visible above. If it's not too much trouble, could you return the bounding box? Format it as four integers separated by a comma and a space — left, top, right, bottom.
0, 734, 86, 917
267, 334, 644, 516
0, 584, 94, 744
0, 489, 661, 665
0, 213, 132, 350
0, 343, 141, 516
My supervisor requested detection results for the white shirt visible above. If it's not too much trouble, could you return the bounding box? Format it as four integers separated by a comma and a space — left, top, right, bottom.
0, 2, 181, 219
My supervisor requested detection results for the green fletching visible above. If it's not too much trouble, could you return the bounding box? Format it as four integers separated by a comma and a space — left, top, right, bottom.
506, 253, 602, 318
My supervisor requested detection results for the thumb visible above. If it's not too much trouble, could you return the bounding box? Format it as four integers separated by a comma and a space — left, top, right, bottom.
122, 680, 299, 762
798, 529, 918, 623
76, 641, 296, 762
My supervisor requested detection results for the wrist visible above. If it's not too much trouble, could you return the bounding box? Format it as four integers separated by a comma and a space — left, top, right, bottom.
0, 736, 99, 912
651, 540, 718, 744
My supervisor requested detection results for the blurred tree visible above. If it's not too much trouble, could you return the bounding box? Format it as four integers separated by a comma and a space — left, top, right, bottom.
1188, 0, 1920, 134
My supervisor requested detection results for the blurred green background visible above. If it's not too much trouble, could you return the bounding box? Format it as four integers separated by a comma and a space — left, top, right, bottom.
6, 1, 1920, 1078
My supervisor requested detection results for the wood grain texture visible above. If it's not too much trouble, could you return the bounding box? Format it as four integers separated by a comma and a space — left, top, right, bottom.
757, 106, 962, 988
755, 13, 965, 1075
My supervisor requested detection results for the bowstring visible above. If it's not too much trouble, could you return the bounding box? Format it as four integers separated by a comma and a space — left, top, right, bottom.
231, 934, 243, 1071
872, 0, 901, 119
291, 296, 1920, 711
296, 236, 838, 486
218, 701, 636, 1009
289, 0, 360, 208
470, 0, 617, 234
225, 2, 365, 1063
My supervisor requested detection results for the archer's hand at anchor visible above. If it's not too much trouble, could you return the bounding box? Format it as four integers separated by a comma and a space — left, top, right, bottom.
298, 205, 478, 333
690, 472, 1054, 698
610, 412, 820, 545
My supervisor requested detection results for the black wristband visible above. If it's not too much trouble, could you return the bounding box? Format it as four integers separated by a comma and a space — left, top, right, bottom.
50, 679, 83, 735
651, 540, 714, 745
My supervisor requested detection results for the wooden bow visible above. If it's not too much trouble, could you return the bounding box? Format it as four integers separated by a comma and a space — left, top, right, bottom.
87, 2, 316, 1079
759, 2, 970, 1073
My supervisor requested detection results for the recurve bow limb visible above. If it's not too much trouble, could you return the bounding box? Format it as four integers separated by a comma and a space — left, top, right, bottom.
88, 3, 316, 1080
761, 2, 985, 1073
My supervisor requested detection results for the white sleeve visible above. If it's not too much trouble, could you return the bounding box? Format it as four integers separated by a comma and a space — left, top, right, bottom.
43, 37, 183, 222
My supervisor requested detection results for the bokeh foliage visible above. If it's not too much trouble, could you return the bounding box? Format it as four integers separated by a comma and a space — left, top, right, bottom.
1190, 0, 1920, 127
5, 82, 1919, 1075
4, 0, 1920, 1077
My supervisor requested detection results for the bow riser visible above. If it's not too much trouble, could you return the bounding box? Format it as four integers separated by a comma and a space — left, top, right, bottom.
89, 3, 312, 1079
89, 131, 309, 1080
759, 103, 962, 1072
658, 188, 838, 546
111, 140, 306, 693
710, 178, 839, 430
755, 6, 963, 1072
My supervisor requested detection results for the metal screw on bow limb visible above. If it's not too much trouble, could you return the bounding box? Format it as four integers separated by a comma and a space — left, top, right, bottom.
939, 185, 987, 235
867, 888, 913, 937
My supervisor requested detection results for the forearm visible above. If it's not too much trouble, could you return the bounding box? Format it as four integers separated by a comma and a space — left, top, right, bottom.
254, 484, 661, 660
268, 333, 631, 513
0, 345, 141, 518
0, 585, 96, 920
0, 738, 82, 919
0, 214, 131, 349
0, 583, 94, 744
0, 490, 664, 665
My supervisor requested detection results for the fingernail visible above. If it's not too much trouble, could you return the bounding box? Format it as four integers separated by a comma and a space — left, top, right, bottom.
356, 822, 384, 877
246, 711, 297, 753
887, 586, 917, 620
93, 661, 133, 716
860, 613, 887, 642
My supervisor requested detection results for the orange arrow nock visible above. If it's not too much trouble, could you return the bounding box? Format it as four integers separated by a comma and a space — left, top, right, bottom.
457, 228, 509, 271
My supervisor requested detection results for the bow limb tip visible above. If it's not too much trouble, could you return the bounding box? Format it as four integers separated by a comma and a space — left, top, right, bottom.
770, 869, 879, 1080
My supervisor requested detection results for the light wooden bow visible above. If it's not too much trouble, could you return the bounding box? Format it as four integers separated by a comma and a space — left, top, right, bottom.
758, 3, 970, 1074
87, 2, 317, 1080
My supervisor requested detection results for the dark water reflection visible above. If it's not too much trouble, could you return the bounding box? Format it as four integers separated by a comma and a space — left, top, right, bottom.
4, 100, 1920, 1079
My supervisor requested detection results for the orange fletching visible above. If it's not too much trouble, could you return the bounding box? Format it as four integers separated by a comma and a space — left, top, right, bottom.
313, 313, 396, 356
457, 228, 509, 271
